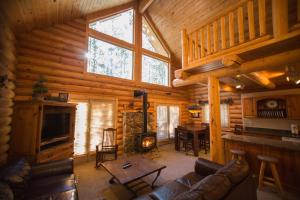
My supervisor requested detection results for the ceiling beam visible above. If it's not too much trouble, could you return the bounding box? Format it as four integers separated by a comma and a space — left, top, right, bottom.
139, 0, 155, 13
242, 72, 276, 89
172, 48, 300, 87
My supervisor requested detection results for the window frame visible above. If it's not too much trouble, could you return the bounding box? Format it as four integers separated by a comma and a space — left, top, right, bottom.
202, 103, 230, 128
85, 2, 172, 87
141, 14, 171, 87
71, 97, 118, 158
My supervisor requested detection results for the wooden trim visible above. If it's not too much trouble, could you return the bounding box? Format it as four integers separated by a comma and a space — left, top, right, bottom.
207, 25, 211, 54
134, 3, 142, 82
86, 2, 135, 23
88, 28, 134, 50
272, 0, 288, 38
247, 0, 255, 40
237, 6, 245, 43
258, 0, 266, 36
213, 21, 218, 52
221, 17, 226, 49
229, 12, 235, 47
142, 49, 170, 62
139, 0, 155, 13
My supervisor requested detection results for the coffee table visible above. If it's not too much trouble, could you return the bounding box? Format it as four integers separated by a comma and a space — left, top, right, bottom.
101, 155, 166, 193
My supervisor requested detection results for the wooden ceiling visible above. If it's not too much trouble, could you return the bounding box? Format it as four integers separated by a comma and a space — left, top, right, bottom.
0, 0, 132, 33
147, 0, 243, 65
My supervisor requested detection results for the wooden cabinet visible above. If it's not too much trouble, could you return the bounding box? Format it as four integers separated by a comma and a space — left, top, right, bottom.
287, 95, 300, 119
243, 98, 256, 117
10, 100, 76, 163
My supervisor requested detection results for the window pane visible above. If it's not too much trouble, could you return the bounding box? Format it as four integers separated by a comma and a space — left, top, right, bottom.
142, 55, 169, 86
87, 37, 133, 80
74, 102, 88, 156
89, 9, 133, 43
89, 101, 116, 151
169, 106, 179, 138
157, 105, 168, 140
142, 17, 168, 57
203, 104, 210, 123
221, 104, 229, 128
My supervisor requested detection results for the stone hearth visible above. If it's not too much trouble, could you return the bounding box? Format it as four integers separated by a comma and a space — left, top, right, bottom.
123, 112, 154, 153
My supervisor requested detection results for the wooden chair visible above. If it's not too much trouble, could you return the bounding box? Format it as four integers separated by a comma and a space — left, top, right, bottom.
199, 123, 210, 154
95, 128, 118, 168
177, 126, 193, 154
257, 155, 283, 194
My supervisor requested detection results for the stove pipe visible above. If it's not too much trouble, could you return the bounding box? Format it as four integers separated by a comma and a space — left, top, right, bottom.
134, 90, 148, 133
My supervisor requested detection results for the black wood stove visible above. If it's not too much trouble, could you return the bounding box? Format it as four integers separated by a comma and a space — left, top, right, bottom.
133, 90, 157, 152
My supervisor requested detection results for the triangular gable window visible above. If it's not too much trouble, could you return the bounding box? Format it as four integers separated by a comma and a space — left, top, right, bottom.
89, 9, 134, 44
142, 17, 168, 57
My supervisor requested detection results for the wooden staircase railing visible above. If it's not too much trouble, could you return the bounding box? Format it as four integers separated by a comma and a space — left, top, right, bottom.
181, 0, 300, 69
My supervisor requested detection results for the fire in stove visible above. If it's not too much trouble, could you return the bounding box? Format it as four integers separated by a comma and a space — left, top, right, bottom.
142, 136, 155, 148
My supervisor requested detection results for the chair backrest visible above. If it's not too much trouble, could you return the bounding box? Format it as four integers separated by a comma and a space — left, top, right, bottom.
102, 128, 117, 148
177, 126, 189, 139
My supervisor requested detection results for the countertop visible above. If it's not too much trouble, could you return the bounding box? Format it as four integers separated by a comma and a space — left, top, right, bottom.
244, 127, 300, 138
222, 134, 300, 151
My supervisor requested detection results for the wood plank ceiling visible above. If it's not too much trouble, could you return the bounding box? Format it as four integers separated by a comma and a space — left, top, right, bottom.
147, 0, 243, 65
0, 0, 132, 33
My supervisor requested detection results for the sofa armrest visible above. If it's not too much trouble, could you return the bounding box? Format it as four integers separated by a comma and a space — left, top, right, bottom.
195, 158, 223, 176
31, 158, 74, 179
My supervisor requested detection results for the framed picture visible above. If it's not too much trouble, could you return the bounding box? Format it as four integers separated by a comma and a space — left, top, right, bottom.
59, 93, 69, 102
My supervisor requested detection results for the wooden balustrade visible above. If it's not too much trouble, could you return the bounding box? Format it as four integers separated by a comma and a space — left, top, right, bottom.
181, 0, 297, 69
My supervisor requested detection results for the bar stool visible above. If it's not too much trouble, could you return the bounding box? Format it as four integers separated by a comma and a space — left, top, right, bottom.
230, 149, 246, 160
257, 155, 283, 194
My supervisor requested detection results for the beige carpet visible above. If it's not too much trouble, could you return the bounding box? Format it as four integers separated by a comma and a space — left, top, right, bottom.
74, 144, 210, 200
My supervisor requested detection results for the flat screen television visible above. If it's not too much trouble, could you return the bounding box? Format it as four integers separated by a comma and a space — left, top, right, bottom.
41, 106, 71, 143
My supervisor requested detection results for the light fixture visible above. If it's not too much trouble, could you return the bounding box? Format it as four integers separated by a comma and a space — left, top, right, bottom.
235, 83, 245, 89
285, 64, 300, 84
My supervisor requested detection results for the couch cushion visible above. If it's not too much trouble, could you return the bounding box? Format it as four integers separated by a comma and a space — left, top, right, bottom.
29, 174, 75, 188
176, 172, 205, 188
150, 181, 189, 200
0, 181, 14, 200
27, 179, 76, 199
216, 160, 249, 185
175, 174, 231, 200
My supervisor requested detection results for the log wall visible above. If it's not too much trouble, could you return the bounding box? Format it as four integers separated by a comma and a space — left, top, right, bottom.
0, 14, 16, 166
15, 18, 189, 154
188, 85, 242, 133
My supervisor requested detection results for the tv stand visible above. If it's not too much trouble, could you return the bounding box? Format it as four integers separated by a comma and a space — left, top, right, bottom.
10, 100, 76, 163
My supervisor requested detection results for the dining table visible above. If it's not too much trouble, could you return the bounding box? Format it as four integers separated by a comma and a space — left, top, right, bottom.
175, 124, 207, 156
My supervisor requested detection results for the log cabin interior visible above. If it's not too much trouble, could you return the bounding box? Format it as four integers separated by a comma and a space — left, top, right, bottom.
0, 0, 300, 199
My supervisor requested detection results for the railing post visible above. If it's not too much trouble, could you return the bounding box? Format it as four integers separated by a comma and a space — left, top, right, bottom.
237, 6, 245, 43
213, 21, 218, 52
181, 29, 188, 68
272, 0, 288, 38
229, 12, 235, 47
247, 0, 255, 40
220, 17, 226, 49
258, 0, 266, 36
207, 25, 211, 54
298, 0, 300, 23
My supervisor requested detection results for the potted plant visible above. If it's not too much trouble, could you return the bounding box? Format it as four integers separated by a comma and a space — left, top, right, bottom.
32, 75, 48, 100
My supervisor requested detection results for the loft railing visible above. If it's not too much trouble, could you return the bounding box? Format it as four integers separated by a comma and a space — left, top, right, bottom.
181, 0, 300, 69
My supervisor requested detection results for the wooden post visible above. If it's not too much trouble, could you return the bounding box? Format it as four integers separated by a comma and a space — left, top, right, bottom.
258, 0, 266, 36
248, 0, 255, 40
181, 29, 188, 68
207, 25, 211, 55
200, 29, 205, 57
208, 76, 224, 164
195, 32, 199, 60
272, 0, 288, 38
189, 33, 194, 62
298, 0, 300, 22
229, 12, 235, 47
221, 17, 226, 49
237, 7, 245, 43
213, 21, 218, 52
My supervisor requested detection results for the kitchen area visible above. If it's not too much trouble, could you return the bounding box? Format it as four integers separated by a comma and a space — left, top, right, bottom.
222, 88, 300, 194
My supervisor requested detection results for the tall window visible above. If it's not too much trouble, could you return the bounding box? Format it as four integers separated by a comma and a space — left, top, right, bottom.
157, 105, 180, 140
202, 104, 229, 128
87, 9, 134, 79
73, 100, 116, 156
142, 17, 170, 86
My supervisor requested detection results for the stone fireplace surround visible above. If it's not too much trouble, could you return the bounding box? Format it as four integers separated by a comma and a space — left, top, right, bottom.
122, 111, 154, 153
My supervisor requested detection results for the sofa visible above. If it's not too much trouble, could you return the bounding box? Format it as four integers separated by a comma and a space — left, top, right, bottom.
0, 158, 78, 200
135, 158, 256, 200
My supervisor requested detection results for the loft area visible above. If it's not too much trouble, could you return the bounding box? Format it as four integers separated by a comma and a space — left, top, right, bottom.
0, 0, 300, 200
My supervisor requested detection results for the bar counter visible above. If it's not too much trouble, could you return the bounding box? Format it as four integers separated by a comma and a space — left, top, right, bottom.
222, 133, 300, 193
